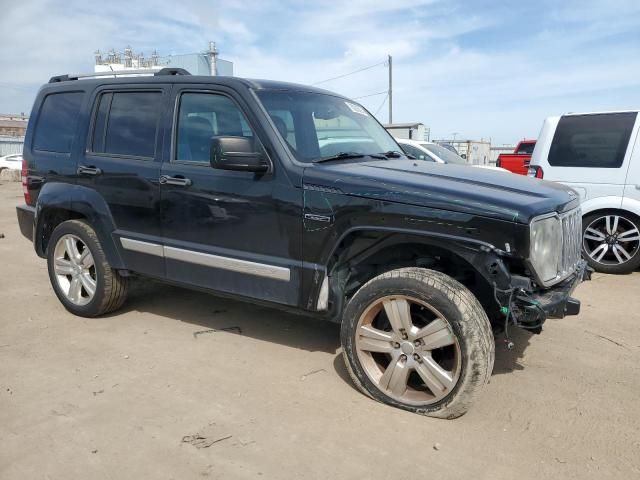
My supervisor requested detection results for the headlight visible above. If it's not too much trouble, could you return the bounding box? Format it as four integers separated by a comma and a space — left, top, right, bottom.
529, 215, 562, 284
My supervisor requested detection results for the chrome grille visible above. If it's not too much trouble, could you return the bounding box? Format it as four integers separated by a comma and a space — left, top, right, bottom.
560, 208, 582, 276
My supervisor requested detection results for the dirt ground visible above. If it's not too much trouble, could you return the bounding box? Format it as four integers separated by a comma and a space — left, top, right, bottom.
0, 180, 639, 480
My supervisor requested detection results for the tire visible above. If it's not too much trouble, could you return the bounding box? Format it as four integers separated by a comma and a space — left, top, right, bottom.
582, 211, 640, 274
341, 267, 494, 419
47, 219, 128, 317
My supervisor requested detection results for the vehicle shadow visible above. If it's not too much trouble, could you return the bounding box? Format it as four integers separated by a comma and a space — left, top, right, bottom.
491, 328, 533, 375
113, 279, 532, 386
112, 278, 341, 355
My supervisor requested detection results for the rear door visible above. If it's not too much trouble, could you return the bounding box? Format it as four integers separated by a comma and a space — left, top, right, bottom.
539, 112, 639, 204
78, 85, 170, 277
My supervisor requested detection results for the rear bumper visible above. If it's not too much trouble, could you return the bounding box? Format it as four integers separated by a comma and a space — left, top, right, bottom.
512, 260, 591, 329
16, 204, 35, 242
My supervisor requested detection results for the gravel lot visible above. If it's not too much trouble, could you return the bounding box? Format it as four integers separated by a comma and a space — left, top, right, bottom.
1, 180, 639, 479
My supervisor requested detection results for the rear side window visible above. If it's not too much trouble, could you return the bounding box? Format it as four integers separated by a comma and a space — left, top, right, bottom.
92, 91, 162, 158
548, 113, 637, 168
33, 92, 84, 153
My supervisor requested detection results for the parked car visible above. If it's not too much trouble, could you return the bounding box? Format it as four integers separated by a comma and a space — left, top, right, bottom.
0, 153, 23, 171
496, 140, 536, 175
17, 68, 588, 419
396, 138, 509, 172
529, 111, 640, 274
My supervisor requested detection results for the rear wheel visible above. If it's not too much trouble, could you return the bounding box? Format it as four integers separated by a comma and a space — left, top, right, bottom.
341, 267, 494, 419
582, 212, 640, 274
47, 220, 128, 317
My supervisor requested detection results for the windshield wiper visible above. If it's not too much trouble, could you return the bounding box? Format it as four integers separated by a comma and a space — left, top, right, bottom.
379, 150, 406, 158
313, 152, 385, 163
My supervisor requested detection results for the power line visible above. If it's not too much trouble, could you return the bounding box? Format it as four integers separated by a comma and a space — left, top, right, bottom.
351, 90, 387, 100
374, 94, 389, 117
312, 60, 387, 85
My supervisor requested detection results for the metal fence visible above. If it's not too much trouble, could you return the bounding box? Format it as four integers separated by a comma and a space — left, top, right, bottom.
0, 136, 24, 156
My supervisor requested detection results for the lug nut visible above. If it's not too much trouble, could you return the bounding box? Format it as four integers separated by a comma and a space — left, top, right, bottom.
393, 342, 401, 349
413, 353, 421, 362
399, 354, 407, 361
413, 339, 421, 347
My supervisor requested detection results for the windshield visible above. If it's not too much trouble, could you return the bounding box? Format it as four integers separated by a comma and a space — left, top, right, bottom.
420, 143, 467, 165
255, 89, 402, 162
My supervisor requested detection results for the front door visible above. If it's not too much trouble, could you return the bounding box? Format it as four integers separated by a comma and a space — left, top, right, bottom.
159, 86, 301, 305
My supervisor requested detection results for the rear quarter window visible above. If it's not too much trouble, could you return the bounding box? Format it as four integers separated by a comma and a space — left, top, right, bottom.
548, 113, 637, 168
33, 92, 84, 153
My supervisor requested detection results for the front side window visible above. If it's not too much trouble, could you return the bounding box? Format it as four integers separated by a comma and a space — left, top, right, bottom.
175, 93, 255, 162
256, 89, 401, 162
548, 113, 637, 168
92, 91, 162, 158
33, 92, 84, 153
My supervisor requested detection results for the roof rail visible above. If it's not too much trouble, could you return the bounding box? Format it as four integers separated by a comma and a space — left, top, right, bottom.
154, 67, 191, 76
48, 68, 191, 83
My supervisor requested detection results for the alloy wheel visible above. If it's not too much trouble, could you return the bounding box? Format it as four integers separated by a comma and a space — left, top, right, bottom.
583, 215, 640, 266
52, 234, 97, 306
355, 295, 461, 406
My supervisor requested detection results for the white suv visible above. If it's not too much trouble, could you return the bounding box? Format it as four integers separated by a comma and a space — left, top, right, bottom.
529, 111, 640, 274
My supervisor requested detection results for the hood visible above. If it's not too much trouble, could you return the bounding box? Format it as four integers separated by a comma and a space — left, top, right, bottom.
303, 159, 579, 224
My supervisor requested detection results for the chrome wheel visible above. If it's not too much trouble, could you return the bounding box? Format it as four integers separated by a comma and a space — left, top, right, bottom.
53, 234, 97, 306
355, 295, 461, 406
583, 215, 640, 266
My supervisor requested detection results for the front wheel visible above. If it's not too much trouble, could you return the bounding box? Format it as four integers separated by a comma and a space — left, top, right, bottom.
582, 212, 640, 274
47, 220, 128, 317
341, 267, 494, 419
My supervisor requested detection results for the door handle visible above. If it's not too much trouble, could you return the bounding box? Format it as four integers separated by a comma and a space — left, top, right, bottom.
159, 175, 192, 187
77, 165, 102, 176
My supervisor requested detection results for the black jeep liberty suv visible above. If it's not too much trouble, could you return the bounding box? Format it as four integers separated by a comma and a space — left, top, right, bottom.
16, 68, 589, 418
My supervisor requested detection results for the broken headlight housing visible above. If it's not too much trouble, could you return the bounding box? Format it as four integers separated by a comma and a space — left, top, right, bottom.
529, 214, 562, 286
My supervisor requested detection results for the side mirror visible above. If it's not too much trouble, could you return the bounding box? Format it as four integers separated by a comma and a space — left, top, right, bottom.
210, 136, 269, 173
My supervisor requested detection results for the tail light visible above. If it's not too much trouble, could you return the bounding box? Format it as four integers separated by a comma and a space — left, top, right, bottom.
527, 165, 544, 179
21, 157, 32, 205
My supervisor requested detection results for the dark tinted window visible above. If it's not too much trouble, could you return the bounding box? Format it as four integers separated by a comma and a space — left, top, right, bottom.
33, 92, 84, 153
548, 113, 636, 168
93, 91, 161, 158
175, 93, 254, 162
516, 142, 535, 154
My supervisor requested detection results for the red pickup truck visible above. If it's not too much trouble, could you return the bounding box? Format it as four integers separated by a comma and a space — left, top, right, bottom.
496, 140, 536, 175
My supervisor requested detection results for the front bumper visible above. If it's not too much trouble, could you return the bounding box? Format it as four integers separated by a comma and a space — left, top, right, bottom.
511, 260, 591, 329
16, 204, 35, 242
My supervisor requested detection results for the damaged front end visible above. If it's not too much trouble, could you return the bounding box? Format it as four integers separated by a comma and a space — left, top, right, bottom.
493, 259, 591, 337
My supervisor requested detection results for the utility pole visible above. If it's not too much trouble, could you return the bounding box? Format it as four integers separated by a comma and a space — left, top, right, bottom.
208, 41, 219, 76
388, 54, 393, 124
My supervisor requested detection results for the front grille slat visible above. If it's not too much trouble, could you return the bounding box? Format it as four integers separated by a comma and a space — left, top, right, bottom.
560, 208, 582, 277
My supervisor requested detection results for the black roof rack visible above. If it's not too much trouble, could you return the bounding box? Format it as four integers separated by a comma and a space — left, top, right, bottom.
48, 68, 191, 83
154, 67, 191, 76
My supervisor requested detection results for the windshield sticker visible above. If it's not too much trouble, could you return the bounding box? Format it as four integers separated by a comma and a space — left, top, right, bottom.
345, 101, 368, 116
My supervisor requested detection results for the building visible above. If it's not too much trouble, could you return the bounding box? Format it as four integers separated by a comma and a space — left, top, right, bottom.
0, 113, 28, 137
94, 43, 233, 76
384, 123, 430, 141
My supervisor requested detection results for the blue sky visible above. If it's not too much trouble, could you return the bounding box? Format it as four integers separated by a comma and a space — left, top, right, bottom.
1, 0, 640, 143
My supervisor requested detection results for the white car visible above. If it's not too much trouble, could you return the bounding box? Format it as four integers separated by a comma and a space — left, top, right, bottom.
529, 111, 640, 274
396, 139, 509, 172
0, 153, 23, 171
